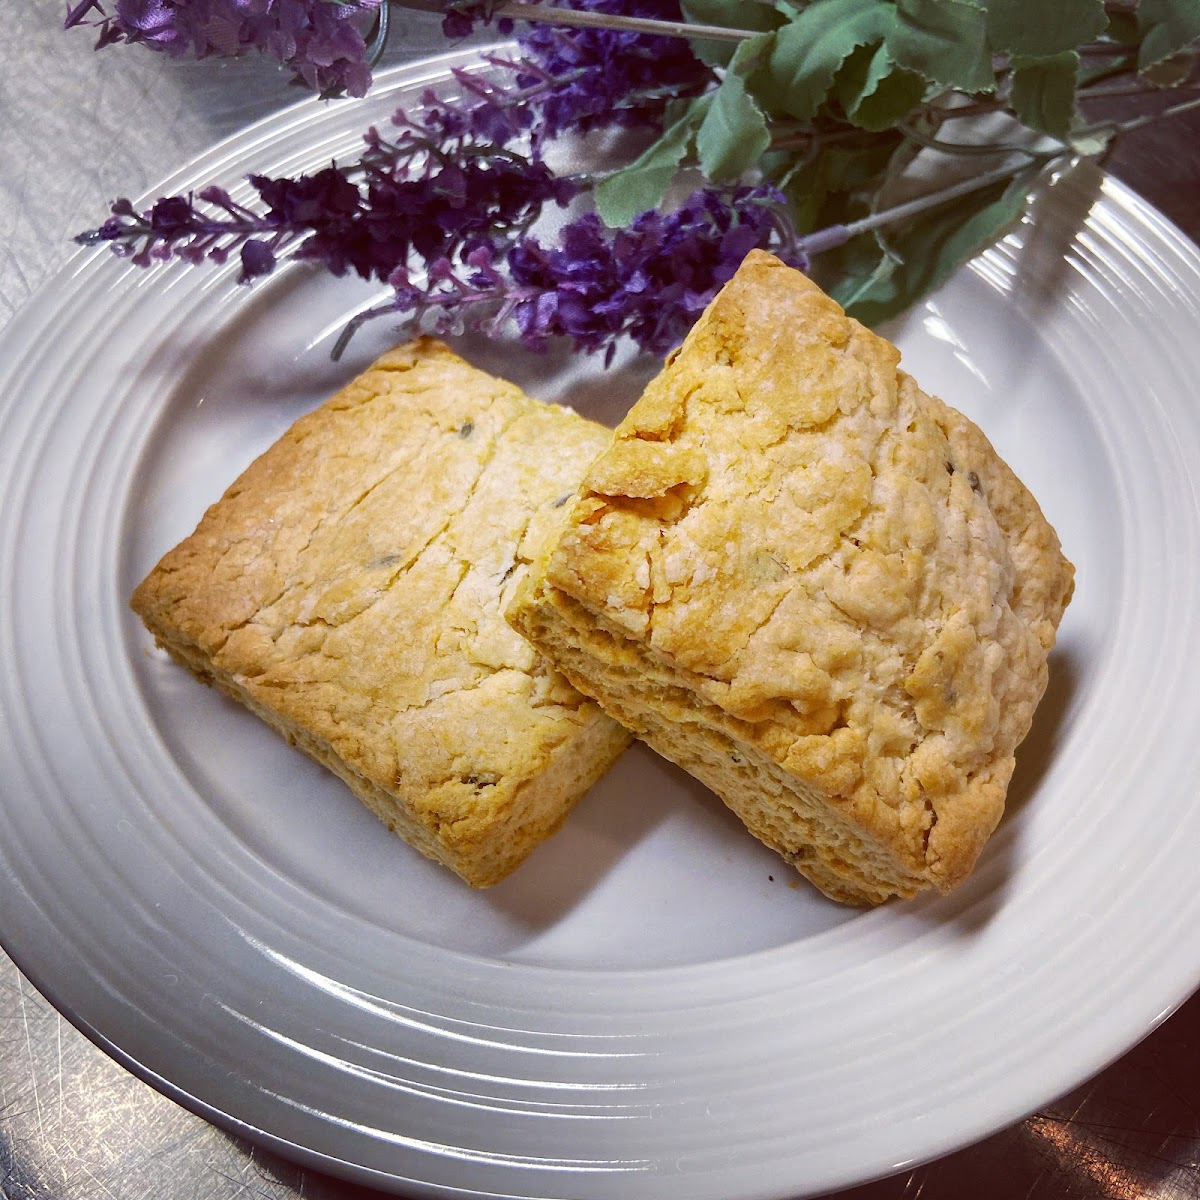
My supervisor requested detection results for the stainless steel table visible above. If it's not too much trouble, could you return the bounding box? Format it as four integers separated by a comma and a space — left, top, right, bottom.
2, 9, 1198, 1198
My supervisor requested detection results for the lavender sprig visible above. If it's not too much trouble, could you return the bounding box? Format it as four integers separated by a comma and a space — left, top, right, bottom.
80, 93, 578, 284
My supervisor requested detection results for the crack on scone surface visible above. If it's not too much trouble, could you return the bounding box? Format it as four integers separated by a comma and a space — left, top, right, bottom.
196, 374, 488, 653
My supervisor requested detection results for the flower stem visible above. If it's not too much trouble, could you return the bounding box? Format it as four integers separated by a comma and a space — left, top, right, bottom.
857, 161, 1039, 233
898, 119, 1049, 158
799, 158, 1048, 257
1080, 81, 1200, 101
1087, 91, 1200, 136
493, 2, 759, 42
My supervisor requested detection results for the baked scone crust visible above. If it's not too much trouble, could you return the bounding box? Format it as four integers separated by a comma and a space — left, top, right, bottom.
509, 251, 1074, 905
132, 338, 630, 887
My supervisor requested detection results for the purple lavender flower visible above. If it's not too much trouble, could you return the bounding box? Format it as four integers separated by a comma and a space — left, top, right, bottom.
79, 138, 577, 285
447, 0, 711, 137
508, 186, 804, 356
377, 186, 803, 363
64, 0, 384, 96
510, 0, 711, 136
239, 239, 277, 278
441, 0, 516, 39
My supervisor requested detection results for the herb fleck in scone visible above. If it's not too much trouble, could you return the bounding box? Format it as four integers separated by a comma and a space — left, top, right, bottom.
508, 251, 1074, 906
132, 338, 630, 887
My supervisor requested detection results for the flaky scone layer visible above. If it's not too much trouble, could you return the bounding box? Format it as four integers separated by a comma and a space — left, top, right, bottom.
509, 251, 1074, 905
132, 338, 630, 887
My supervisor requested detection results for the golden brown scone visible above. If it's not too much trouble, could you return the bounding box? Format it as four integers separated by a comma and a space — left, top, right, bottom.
508, 251, 1074, 906
132, 338, 630, 887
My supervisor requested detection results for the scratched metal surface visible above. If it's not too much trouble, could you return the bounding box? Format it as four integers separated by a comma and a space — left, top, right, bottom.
2, 8, 1199, 1199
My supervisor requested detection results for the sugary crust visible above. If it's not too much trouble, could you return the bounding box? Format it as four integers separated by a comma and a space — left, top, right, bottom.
509, 252, 1074, 904
132, 338, 630, 887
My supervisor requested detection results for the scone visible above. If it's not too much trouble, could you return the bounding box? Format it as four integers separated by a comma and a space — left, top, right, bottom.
132, 338, 631, 887
508, 251, 1074, 906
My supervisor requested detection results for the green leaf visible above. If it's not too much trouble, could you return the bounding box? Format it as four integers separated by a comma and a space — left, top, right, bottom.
1137, 0, 1200, 71
1143, 47, 1199, 85
889, 0, 994, 93
783, 157, 833, 234
757, 0, 895, 120
782, 134, 903, 233
985, 0, 1107, 58
593, 104, 706, 226
828, 248, 899, 313
1106, 10, 1141, 43
834, 41, 928, 131
1010, 51, 1080, 138
696, 61, 773, 180
681, 0, 785, 67
830, 172, 1032, 325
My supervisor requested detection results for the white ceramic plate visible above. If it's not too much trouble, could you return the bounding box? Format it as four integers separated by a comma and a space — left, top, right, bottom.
3, 50, 1200, 1200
